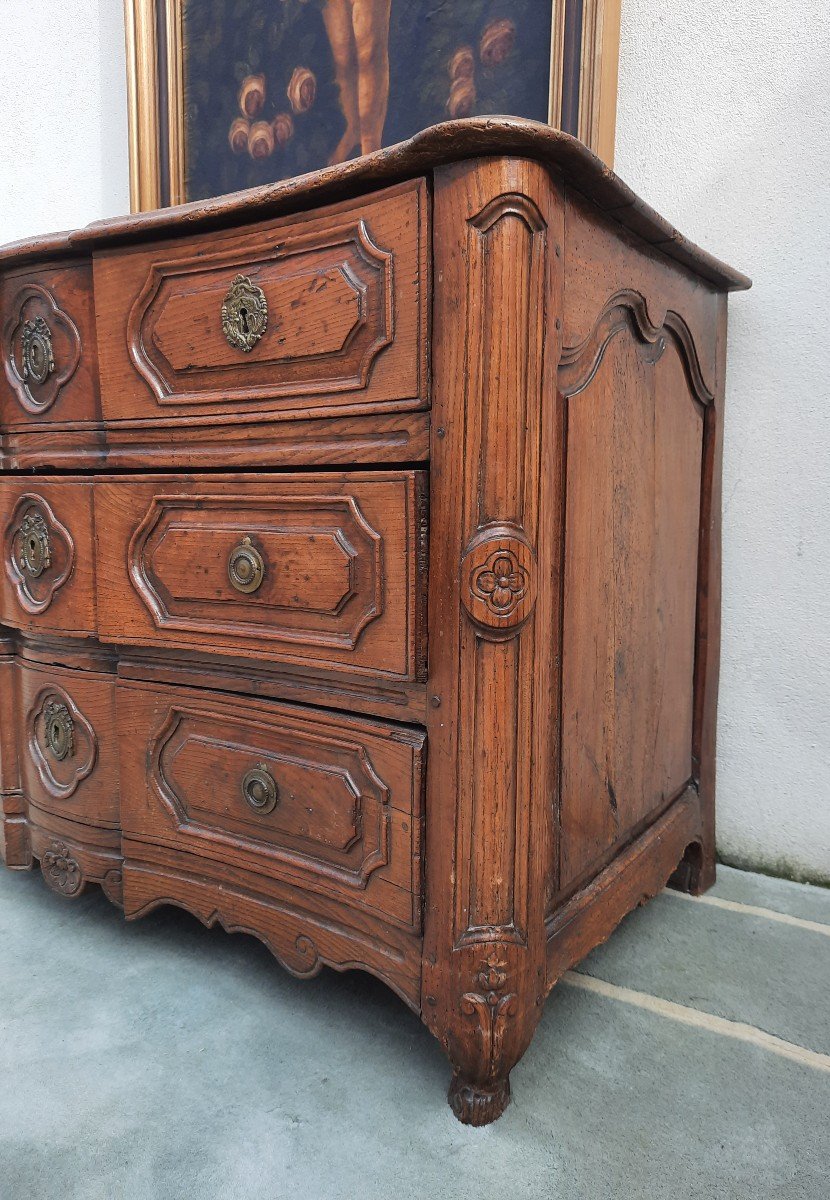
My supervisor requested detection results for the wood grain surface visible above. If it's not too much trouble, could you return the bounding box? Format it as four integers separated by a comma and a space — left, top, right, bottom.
0, 123, 746, 1125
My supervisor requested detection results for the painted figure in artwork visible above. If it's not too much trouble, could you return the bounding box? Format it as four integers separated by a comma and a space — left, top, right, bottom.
185, 0, 553, 200
322, 0, 393, 162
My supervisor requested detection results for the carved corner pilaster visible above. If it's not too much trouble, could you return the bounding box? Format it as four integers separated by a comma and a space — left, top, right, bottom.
423, 158, 565, 1124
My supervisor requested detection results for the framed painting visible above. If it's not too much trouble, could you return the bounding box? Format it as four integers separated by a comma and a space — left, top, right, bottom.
124, 0, 621, 211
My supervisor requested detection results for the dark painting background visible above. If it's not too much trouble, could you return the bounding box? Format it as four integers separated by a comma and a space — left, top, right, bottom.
182, 0, 552, 201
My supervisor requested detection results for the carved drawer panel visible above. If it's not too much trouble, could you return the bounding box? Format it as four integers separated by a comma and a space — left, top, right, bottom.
0, 478, 96, 635
0, 263, 100, 428
16, 657, 120, 830
94, 471, 426, 680
93, 179, 428, 424
118, 682, 425, 930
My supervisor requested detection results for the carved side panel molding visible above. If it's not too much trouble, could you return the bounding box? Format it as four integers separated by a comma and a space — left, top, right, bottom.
558, 288, 715, 405
2, 284, 82, 414
555, 284, 709, 894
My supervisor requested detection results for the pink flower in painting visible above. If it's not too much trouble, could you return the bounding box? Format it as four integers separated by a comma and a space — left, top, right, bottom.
447, 77, 476, 118
449, 46, 475, 82
287, 66, 317, 114
228, 117, 251, 154
238, 73, 266, 118
272, 112, 295, 148
480, 19, 516, 67
248, 119, 275, 159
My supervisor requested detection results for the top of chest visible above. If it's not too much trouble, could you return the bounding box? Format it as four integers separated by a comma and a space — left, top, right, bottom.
0, 118, 747, 473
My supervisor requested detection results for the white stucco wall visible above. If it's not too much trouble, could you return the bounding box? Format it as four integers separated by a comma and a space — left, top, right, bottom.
0, 1, 129, 243
0, 4, 826, 882
615, 2, 830, 882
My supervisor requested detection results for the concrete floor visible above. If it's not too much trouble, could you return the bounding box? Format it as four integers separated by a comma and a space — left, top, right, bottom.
0, 864, 827, 1200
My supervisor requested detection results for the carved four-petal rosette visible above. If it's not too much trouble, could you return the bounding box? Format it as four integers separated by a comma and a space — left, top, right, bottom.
460, 527, 536, 637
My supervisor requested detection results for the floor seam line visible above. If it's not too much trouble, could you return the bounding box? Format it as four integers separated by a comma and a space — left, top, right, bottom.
662, 888, 830, 935
561, 970, 830, 1074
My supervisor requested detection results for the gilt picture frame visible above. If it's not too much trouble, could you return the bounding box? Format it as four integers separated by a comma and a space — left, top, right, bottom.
124, 0, 621, 212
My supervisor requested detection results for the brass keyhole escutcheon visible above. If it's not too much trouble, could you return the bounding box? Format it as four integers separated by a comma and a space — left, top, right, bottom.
43, 700, 74, 761
241, 763, 279, 816
21, 316, 55, 386
221, 274, 268, 352
228, 535, 265, 594
16, 511, 51, 578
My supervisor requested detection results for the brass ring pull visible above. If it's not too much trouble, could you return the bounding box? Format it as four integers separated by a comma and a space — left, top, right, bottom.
44, 700, 74, 761
16, 511, 51, 578
241, 763, 279, 816
21, 316, 55, 385
228, 535, 265, 594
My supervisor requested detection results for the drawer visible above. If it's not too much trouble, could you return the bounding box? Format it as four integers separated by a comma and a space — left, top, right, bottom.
1, 262, 100, 427
1, 478, 96, 635
118, 682, 424, 930
16, 657, 119, 829
95, 471, 426, 680
93, 179, 428, 424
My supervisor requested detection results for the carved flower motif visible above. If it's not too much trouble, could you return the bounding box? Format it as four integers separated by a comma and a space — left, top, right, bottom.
472, 550, 528, 617
477, 952, 509, 994
287, 66, 317, 114
42, 844, 82, 896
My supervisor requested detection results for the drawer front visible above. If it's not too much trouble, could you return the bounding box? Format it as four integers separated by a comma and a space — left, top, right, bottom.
118, 682, 424, 930
17, 659, 119, 829
95, 471, 426, 680
0, 478, 96, 635
94, 180, 428, 423
1, 263, 100, 427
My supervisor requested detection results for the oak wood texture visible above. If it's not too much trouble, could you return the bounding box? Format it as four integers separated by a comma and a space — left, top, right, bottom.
118, 681, 424, 933
0, 261, 101, 429
94, 471, 426, 681
422, 157, 563, 1125
0, 119, 748, 1127
93, 180, 428, 424
0, 479, 96, 637
0, 410, 430, 473
0, 630, 28, 869
16, 657, 120, 830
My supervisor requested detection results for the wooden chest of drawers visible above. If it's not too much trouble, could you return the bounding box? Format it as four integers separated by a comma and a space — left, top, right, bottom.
0, 118, 749, 1125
